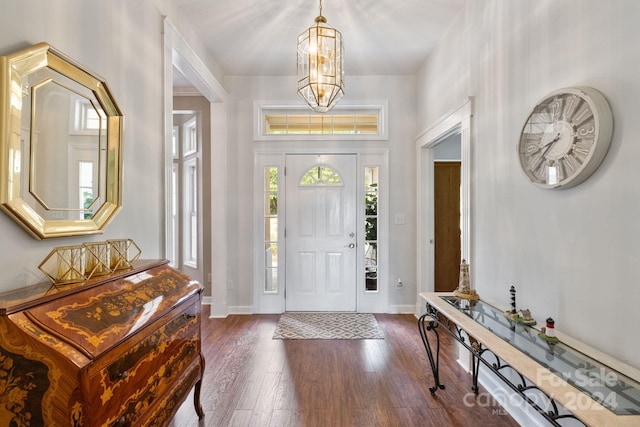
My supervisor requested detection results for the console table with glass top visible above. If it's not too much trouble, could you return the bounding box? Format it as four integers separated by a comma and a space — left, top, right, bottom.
418, 292, 640, 427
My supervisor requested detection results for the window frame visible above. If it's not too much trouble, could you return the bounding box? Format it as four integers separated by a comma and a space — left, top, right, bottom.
69, 96, 106, 136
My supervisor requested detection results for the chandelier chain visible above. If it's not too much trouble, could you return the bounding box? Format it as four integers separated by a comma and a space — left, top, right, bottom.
319, 0, 323, 17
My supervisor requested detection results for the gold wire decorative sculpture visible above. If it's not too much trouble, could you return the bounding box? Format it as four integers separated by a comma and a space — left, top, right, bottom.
107, 239, 141, 271
83, 241, 112, 278
39, 239, 141, 285
39, 245, 87, 285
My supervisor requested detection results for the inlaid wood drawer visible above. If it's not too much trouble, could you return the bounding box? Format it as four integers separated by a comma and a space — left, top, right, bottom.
86, 300, 201, 425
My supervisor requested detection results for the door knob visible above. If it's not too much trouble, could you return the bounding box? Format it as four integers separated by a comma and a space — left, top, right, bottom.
347, 243, 355, 248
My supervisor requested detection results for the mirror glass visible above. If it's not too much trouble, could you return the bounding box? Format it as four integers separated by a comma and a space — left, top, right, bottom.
0, 43, 122, 238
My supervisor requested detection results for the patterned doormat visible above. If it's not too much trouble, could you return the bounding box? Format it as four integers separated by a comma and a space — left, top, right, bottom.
273, 312, 384, 339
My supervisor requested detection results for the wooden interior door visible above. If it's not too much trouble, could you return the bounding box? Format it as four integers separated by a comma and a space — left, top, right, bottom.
434, 161, 461, 292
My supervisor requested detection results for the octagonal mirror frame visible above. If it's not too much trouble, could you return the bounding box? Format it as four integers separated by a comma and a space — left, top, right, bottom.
0, 42, 123, 239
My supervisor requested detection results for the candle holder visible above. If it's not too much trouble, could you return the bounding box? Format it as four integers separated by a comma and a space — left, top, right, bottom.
107, 239, 141, 271
83, 241, 112, 278
39, 245, 87, 285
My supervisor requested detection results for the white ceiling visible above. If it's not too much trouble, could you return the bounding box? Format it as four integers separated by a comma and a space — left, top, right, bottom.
172, 0, 468, 77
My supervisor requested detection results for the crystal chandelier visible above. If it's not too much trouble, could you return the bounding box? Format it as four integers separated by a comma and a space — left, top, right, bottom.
297, 0, 344, 112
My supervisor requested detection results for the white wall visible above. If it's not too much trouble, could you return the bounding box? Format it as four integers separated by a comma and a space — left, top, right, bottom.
0, 0, 215, 291
417, 0, 640, 367
223, 74, 418, 311
433, 132, 461, 161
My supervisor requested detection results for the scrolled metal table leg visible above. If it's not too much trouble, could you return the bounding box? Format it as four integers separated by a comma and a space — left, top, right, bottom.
418, 312, 445, 394
469, 337, 482, 395
471, 353, 482, 394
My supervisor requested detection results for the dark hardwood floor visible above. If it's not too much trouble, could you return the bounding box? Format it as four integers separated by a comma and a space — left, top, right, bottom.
170, 305, 520, 427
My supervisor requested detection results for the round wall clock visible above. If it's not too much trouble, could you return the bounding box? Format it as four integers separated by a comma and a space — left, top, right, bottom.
517, 86, 613, 189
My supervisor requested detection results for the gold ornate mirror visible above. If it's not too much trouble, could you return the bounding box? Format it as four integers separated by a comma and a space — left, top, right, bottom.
0, 43, 123, 239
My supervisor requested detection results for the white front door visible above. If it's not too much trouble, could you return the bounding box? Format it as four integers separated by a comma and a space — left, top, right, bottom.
285, 154, 357, 311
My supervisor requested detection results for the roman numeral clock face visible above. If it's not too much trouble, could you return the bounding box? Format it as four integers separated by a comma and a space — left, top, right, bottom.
518, 87, 613, 189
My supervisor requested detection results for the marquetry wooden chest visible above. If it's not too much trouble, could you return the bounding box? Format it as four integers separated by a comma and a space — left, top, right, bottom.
0, 259, 204, 426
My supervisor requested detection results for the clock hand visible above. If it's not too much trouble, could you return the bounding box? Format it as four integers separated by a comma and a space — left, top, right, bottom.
540, 133, 561, 149
529, 133, 562, 171
536, 132, 562, 159
530, 133, 561, 171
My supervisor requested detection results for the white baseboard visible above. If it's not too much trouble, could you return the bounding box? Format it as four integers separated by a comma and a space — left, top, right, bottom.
387, 304, 416, 314
202, 298, 252, 317
229, 305, 253, 315
203, 300, 416, 316
204, 297, 228, 318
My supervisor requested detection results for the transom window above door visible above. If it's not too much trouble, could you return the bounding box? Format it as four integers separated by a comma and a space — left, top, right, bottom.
253, 102, 388, 141
266, 113, 377, 135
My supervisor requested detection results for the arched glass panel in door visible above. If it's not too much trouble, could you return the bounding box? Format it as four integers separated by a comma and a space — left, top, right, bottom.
299, 166, 343, 186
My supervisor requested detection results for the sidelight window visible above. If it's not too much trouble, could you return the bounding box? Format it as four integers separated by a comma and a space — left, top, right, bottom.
264, 167, 279, 293
365, 166, 379, 292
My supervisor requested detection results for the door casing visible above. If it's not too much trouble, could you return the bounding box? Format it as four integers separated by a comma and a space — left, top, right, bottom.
416, 97, 472, 316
